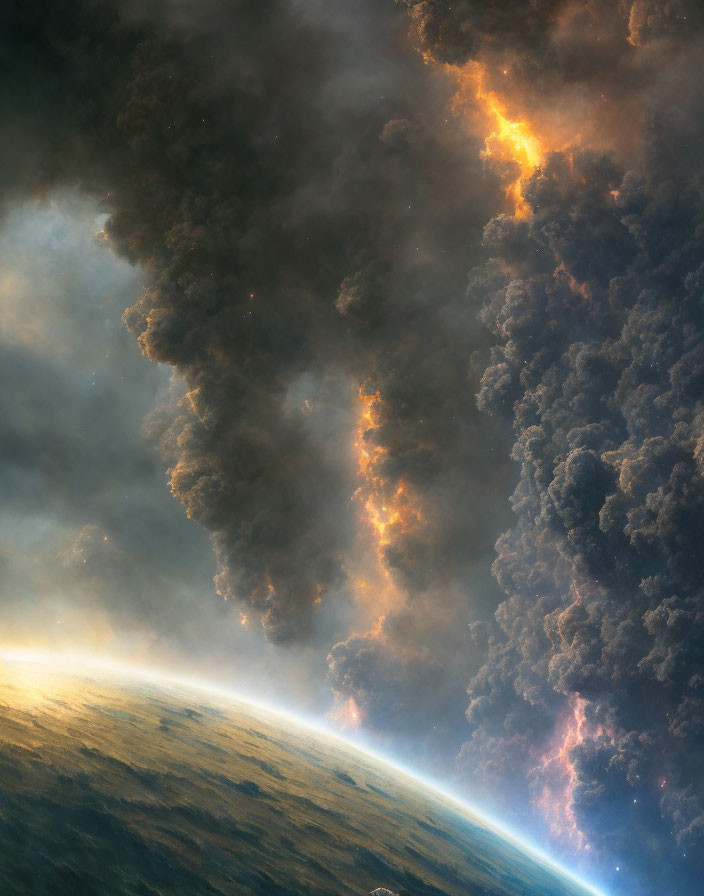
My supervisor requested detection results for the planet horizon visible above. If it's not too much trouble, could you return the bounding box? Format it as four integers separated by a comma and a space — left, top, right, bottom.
0, 653, 601, 896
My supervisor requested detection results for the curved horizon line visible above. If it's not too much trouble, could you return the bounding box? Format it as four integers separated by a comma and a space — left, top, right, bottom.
0, 645, 607, 896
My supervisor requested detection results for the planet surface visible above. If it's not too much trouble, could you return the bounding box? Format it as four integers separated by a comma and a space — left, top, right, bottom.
0, 656, 599, 896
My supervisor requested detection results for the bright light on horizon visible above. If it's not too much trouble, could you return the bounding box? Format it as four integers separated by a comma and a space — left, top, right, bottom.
0, 645, 608, 896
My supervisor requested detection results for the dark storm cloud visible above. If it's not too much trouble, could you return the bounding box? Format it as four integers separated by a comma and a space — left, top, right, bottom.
400, 0, 704, 173
0, 0, 511, 697
397, 0, 567, 63
3, 2, 703, 893
327, 0, 704, 787
110, 0, 508, 646
399, 0, 703, 65
0, 193, 342, 712
392, 1, 704, 893
460, 63, 704, 896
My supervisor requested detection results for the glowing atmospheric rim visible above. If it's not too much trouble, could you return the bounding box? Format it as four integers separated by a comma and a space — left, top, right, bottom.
0, 646, 607, 896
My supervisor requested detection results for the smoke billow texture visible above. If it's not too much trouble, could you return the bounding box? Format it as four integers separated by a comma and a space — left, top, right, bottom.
397, 2, 704, 892
0, 0, 509, 648
398, 0, 567, 62
1, 1, 704, 893
0, 0, 514, 779
467, 145, 704, 892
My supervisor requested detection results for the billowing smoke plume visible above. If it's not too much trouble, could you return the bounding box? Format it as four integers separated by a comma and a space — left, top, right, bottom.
400, 0, 704, 167
0, 0, 510, 649
398, 0, 567, 63
395, 3, 704, 893
399, 0, 704, 65
2, 1, 704, 893
0, 0, 515, 782
465, 145, 704, 892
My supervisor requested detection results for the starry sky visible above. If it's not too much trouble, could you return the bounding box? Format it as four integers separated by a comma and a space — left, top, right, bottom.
0, 2, 703, 894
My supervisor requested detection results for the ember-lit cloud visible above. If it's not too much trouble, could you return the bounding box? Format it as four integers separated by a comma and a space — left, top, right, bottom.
0, 2, 702, 893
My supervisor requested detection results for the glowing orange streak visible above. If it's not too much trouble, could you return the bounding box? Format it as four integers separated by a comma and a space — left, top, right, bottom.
447, 61, 545, 217
357, 389, 387, 482
334, 384, 427, 731
355, 388, 424, 564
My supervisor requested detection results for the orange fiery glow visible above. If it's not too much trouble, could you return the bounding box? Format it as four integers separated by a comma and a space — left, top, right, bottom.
355, 386, 424, 566
330, 382, 427, 711
447, 61, 545, 217
350, 387, 403, 629
357, 388, 386, 481
533, 696, 593, 851
329, 695, 364, 730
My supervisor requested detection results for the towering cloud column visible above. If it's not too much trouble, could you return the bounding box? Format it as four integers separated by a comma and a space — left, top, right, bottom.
393, 1, 704, 890
1, 1, 703, 891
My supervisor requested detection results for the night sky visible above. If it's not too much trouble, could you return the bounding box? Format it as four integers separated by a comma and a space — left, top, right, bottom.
1, 2, 703, 894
